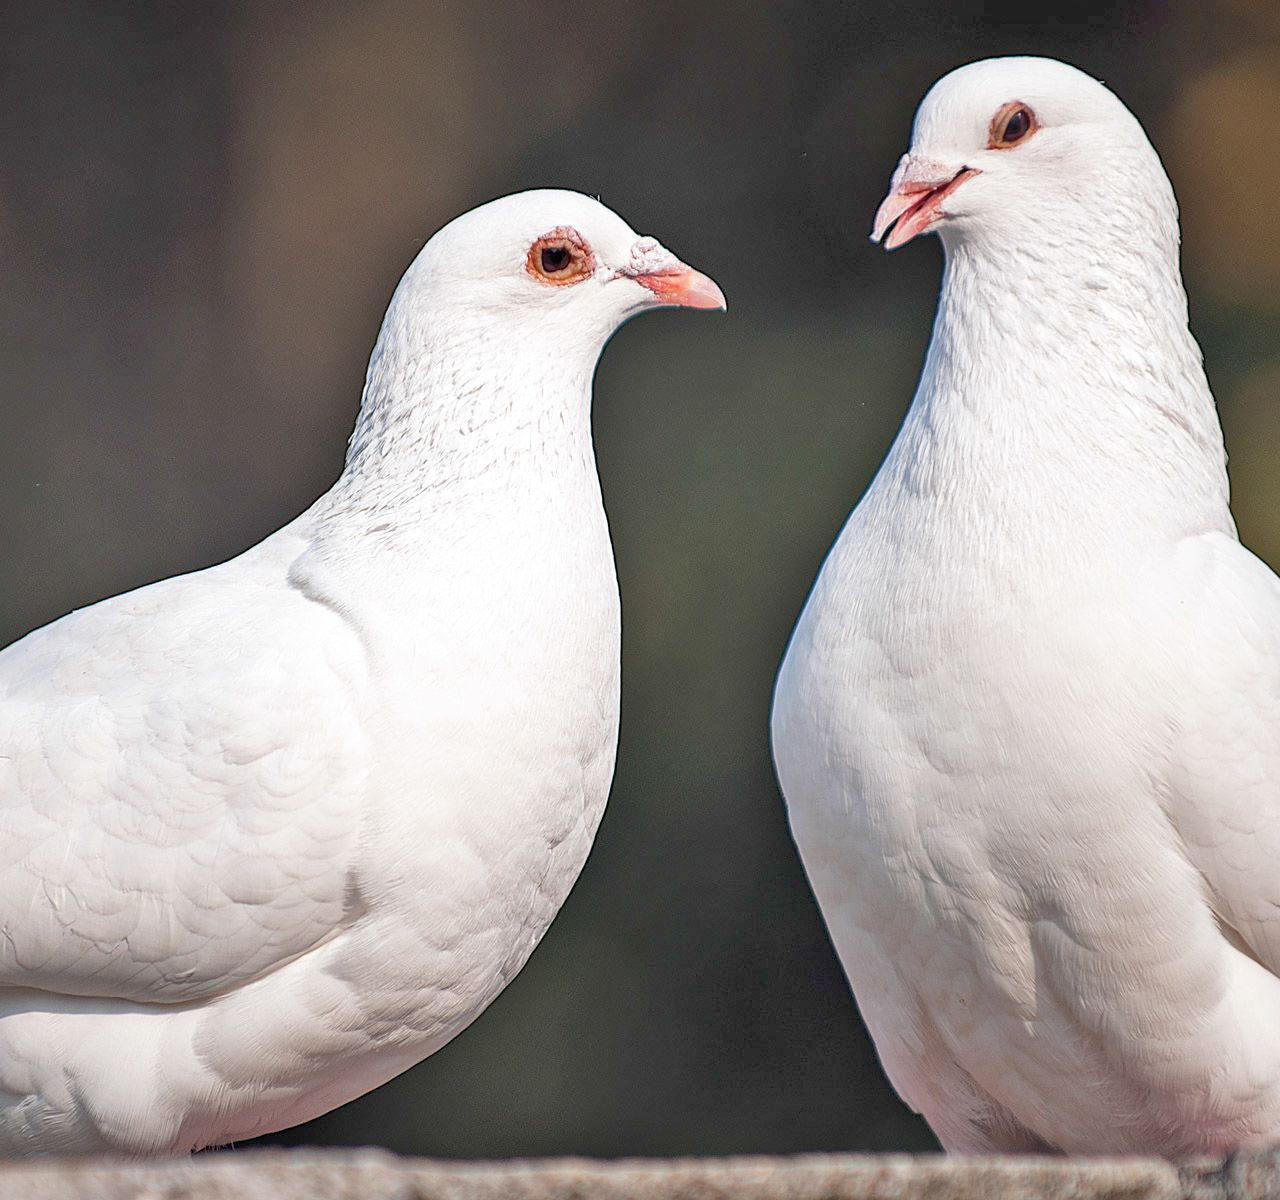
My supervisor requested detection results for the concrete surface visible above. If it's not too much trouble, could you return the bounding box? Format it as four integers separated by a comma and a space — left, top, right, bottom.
3, 1147, 1280, 1200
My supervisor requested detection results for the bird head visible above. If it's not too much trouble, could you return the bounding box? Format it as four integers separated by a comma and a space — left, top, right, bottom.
395, 189, 724, 357
870, 57, 1175, 256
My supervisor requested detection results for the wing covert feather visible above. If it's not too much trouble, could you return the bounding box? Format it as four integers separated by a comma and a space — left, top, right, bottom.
1162, 534, 1280, 976
0, 563, 371, 1003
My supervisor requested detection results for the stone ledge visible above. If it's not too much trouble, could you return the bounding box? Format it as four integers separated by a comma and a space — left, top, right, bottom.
1, 1147, 1276, 1200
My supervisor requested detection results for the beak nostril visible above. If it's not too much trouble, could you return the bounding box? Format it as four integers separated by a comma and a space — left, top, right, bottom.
625, 237, 679, 278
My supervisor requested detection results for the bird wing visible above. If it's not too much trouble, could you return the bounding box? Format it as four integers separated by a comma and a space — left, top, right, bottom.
0, 547, 372, 1004
1161, 531, 1280, 977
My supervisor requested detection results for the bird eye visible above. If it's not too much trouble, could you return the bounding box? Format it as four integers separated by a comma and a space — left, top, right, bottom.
526, 228, 594, 286
989, 102, 1037, 149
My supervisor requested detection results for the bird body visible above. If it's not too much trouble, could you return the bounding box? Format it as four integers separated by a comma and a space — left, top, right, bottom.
772, 58, 1280, 1156
0, 189, 723, 1155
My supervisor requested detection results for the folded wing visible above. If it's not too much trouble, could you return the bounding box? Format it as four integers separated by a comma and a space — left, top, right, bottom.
0, 556, 371, 1004
1162, 533, 1280, 979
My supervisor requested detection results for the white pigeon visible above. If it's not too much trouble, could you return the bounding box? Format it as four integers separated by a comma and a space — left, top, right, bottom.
0, 189, 724, 1157
771, 56, 1280, 1157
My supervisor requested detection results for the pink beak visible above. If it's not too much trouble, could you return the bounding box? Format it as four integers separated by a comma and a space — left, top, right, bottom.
871, 158, 980, 250
628, 263, 727, 310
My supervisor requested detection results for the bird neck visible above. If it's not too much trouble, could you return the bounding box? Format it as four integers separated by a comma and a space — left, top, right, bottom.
324, 316, 600, 519
867, 233, 1234, 559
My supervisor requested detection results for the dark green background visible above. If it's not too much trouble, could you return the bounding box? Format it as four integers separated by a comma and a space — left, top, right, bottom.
0, 0, 1276, 1159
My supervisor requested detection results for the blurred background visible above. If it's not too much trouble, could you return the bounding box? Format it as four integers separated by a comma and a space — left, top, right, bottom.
1, 0, 1278, 1160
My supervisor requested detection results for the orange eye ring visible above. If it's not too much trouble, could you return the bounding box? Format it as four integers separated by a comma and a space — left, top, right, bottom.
526, 227, 595, 286
989, 101, 1038, 149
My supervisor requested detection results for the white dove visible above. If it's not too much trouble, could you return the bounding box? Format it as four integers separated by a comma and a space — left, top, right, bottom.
771, 56, 1280, 1157
0, 189, 724, 1157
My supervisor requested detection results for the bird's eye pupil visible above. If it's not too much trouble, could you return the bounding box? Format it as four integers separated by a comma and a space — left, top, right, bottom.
1004, 108, 1030, 142
541, 246, 571, 273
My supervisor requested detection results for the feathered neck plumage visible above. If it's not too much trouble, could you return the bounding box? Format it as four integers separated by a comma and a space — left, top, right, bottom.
327, 307, 598, 512
865, 201, 1234, 557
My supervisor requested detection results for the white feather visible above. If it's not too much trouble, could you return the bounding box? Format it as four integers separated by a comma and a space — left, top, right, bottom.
773, 58, 1280, 1156
0, 189, 714, 1156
